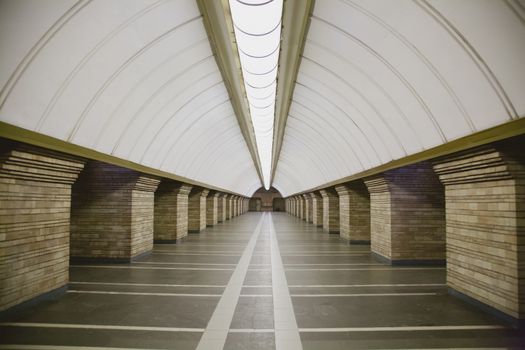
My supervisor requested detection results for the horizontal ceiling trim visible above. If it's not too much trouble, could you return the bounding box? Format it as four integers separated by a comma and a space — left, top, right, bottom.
0, 121, 247, 197
284, 117, 525, 197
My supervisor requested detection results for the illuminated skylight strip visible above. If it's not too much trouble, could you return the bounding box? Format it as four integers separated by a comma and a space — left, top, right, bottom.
229, 0, 283, 189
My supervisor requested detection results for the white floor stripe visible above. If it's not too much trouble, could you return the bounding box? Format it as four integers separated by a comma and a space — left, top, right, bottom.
284, 263, 383, 266
196, 214, 264, 350
70, 266, 233, 271
0, 322, 204, 332
69, 282, 226, 288
67, 290, 221, 297
133, 262, 237, 266
289, 293, 439, 297
269, 214, 303, 350
242, 285, 272, 288
298, 325, 505, 332
0, 346, 156, 350
153, 250, 244, 254
227, 329, 274, 333
288, 283, 446, 288
285, 267, 445, 271
153, 253, 241, 256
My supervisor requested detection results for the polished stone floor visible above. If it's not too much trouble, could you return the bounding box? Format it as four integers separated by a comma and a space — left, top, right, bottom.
1, 212, 524, 349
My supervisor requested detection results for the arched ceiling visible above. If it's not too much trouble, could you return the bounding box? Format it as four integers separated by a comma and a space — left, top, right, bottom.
1, 0, 524, 198
0, 0, 262, 196
273, 0, 525, 196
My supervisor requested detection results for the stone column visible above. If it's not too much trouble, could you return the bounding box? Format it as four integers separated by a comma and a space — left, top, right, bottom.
303, 194, 313, 223
433, 140, 525, 320
71, 161, 160, 261
188, 188, 209, 233
217, 193, 227, 222
206, 191, 219, 226
225, 195, 232, 220
320, 189, 339, 233
335, 182, 371, 244
364, 162, 445, 265
0, 141, 84, 312
310, 192, 323, 227
233, 196, 238, 217
298, 195, 305, 219
153, 180, 192, 243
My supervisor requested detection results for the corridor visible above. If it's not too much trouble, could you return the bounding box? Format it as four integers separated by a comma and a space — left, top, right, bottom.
1, 213, 522, 350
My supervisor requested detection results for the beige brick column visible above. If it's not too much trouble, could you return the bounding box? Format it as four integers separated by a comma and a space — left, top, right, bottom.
71, 161, 160, 261
302, 194, 312, 223
153, 180, 192, 243
225, 195, 232, 220
206, 191, 219, 226
433, 141, 525, 320
298, 195, 305, 219
310, 192, 323, 227
335, 182, 371, 244
295, 196, 301, 217
217, 193, 227, 222
188, 188, 209, 233
0, 141, 84, 312
233, 196, 238, 217
320, 189, 339, 233
364, 162, 445, 265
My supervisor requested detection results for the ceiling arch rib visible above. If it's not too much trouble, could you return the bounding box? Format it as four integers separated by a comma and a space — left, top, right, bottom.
273, 0, 525, 196
288, 106, 362, 173
304, 39, 424, 151
149, 94, 232, 166
123, 71, 224, 160
298, 58, 410, 156
108, 56, 221, 155
291, 95, 370, 169
0, 0, 261, 196
285, 115, 352, 176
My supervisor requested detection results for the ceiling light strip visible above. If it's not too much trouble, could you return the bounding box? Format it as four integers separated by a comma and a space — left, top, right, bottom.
229, 0, 283, 189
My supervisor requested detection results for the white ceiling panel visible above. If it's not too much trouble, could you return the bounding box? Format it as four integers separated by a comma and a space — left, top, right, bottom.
0, 0, 260, 195
274, 0, 525, 196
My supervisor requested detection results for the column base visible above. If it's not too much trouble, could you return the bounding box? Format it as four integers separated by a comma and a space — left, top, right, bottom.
372, 252, 445, 266
340, 238, 371, 245
0, 285, 67, 319
70, 250, 153, 264
448, 288, 524, 329
154, 237, 187, 244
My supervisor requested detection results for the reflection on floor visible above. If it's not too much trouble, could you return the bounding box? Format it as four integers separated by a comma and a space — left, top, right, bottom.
1, 212, 524, 349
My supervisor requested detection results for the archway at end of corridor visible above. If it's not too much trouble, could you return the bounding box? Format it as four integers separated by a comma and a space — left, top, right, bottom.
249, 187, 284, 212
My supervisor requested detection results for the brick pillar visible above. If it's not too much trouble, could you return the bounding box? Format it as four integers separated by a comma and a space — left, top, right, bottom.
335, 182, 371, 244
217, 193, 227, 222
302, 194, 311, 222
233, 196, 238, 217
153, 180, 192, 243
310, 192, 323, 227
298, 196, 305, 219
0, 141, 84, 312
294, 196, 300, 217
188, 188, 209, 233
225, 195, 232, 220
433, 140, 525, 320
71, 161, 160, 261
206, 191, 219, 226
320, 189, 339, 233
364, 162, 445, 265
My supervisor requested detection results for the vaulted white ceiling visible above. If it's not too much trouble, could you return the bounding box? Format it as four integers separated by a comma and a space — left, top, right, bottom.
272, 0, 525, 196
1, 0, 524, 198
0, 0, 262, 195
